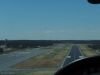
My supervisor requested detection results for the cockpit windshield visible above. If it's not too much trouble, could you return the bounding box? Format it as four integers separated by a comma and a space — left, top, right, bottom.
0, 0, 100, 75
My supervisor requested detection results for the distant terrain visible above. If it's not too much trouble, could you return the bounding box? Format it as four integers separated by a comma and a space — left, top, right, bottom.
0, 40, 100, 75
1, 40, 100, 48
0, 40, 100, 53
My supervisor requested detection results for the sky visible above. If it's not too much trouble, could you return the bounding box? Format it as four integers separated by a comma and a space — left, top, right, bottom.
0, 0, 100, 40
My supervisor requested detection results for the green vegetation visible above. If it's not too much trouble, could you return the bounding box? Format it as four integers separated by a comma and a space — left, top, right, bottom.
12, 44, 70, 75
14, 44, 69, 68
26, 70, 55, 75
80, 44, 98, 57
88, 44, 100, 50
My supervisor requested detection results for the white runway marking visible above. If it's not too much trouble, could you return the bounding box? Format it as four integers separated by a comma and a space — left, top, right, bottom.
67, 56, 71, 58
79, 56, 85, 59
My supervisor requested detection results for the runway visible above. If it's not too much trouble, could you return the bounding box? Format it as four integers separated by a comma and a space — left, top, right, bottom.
62, 45, 84, 67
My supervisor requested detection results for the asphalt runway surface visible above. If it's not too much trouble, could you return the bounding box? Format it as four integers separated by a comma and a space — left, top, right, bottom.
62, 45, 85, 67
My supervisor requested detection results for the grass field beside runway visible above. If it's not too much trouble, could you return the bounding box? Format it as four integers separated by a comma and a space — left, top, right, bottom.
26, 70, 55, 75
80, 44, 98, 57
12, 44, 71, 75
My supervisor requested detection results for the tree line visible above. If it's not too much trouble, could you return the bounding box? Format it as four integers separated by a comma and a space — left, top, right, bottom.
88, 44, 100, 50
